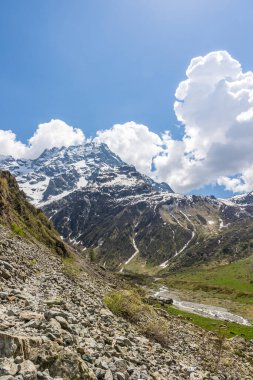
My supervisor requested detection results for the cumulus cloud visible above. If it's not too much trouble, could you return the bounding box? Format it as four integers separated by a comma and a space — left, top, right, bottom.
0, 119, 85, 159
96, 51, 253, 194
95, 122, 162, 175
0, 130, 27, 158
1, 51, 253, 194
171, 50, 253, 192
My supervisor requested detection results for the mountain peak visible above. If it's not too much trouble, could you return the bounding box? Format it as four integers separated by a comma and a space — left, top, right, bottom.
0, 142, 173, 207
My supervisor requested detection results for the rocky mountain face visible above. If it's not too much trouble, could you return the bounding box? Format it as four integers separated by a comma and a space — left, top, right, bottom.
0, 143, 172, 207
0, 207, 253, 379
1, 143, 253, 273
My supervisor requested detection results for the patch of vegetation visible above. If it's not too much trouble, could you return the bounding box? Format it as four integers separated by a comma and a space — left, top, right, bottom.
62, 255, 81, 278
122, 255, 161, 276
104, 289, 170, 345
104, 289, 144, 321
164, 305, 253, 340
11, 223, 25, 236
25, 258, 37, 267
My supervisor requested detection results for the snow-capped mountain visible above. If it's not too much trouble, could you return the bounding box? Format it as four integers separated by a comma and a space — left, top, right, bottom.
229, 191, 253, 208
0, 142, 173, 207
1, 142, 253, 273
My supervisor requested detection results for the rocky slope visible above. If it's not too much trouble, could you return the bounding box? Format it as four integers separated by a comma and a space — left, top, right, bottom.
1, 144, 253, 272
1, 225, 253, 380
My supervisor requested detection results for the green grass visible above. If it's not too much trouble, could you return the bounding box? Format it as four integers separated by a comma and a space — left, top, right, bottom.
62, 255, 81, 278
164, 305, 253, 340
165, 255, 253, 305
122, 255, 161, 276
11, 223, 25, 236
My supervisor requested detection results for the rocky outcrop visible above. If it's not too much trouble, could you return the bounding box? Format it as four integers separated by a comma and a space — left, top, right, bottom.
0, 332, 95, 379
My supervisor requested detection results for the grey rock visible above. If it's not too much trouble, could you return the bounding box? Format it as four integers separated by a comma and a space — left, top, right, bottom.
14, 357, 23, 365
17, 360, 37, 380
104, 369, 114, 380
54, 316, 70, 331
115, 373, 126, 380
46, 319, 62, 337
0, 358, 18, 376
114, 359, 128, 373
37, 369, 52, 379
0, 261, 13, 272
95, 368, 106, 379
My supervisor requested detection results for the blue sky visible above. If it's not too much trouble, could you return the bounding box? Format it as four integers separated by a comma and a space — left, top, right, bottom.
1, 1, 253, 197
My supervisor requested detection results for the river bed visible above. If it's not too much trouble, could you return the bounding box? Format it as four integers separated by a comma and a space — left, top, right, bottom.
153, 286, 251, 326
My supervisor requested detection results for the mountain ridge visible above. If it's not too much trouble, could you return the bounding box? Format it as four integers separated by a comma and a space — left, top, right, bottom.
0, 142, 173, 207
1, 143, 253, 272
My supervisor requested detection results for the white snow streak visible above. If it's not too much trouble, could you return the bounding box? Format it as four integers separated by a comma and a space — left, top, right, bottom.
175, 211, 196, 256
125, 237, 139, 265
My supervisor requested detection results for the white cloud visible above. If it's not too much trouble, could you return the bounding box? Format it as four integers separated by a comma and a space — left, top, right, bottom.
27, 120, 85, 158
171, 50, 253, 192
0, 119, 85, 159
1, 51, 253, 194
95, 121, 162, 175
96, 51, 253, 194
0, 130, 27, 158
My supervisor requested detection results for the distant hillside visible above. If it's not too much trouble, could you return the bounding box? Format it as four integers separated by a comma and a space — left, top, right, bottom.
0, 170, 68, 256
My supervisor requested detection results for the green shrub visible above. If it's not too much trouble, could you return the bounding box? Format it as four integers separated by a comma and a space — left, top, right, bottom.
104, 289, 147, 322
104, 289, 170, 345
11, 223, 24, 236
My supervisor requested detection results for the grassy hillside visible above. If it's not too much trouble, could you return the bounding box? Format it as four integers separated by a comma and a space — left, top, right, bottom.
0, 170, 69, 256
161, 255, 253, 320
164, 256, 253, 297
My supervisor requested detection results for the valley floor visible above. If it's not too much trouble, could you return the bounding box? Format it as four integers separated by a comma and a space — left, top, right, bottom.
161, 256, 253, 322
0, 226, 253, 379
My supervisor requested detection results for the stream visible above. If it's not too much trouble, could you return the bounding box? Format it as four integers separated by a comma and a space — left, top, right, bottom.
153, 286, 251, 326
